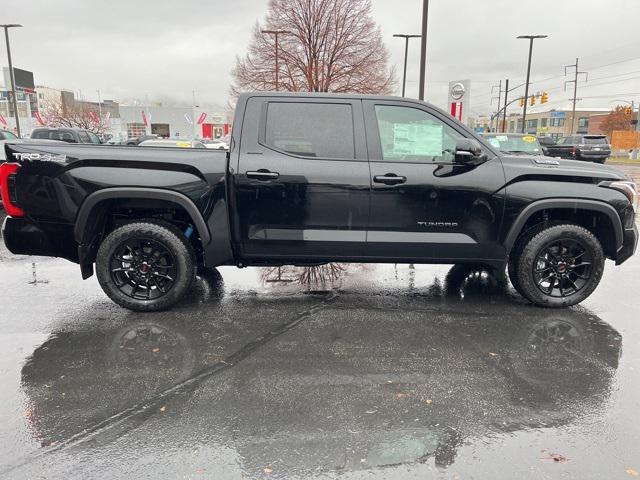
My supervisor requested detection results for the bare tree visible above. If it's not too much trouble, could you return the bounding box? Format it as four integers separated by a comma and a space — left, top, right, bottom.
40, 99, 108, 134
231, 0, 395, 97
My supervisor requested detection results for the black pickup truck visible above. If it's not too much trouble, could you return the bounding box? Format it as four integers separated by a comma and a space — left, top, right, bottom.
1, 92, 637, 311
544, 134, 612, 163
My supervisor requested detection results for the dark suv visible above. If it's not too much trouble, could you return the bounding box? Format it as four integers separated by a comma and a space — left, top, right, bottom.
30, 128, 103, 145
546, 135, 611, 163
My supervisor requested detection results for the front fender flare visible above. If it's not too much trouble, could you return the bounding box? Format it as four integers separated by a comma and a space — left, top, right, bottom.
504, 198, 623, 252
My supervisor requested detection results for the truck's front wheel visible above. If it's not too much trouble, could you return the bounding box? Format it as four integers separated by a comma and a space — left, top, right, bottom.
515, 224, 604, 308
96, 221, 195, 311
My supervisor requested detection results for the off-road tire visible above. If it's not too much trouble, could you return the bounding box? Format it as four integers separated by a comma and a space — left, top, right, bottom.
96, 221, 195, 311
508, 225, 545, 298
515, 224, 604, 308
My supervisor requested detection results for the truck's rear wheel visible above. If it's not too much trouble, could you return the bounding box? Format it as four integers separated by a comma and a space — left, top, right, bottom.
96, 221, 195, 311
515, 224, 604, 308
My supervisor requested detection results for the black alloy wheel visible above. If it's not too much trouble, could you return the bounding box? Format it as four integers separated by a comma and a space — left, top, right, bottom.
514, 224, 604, 308
96, 221, 196, 311
110, 238, 177, 301
532, 238, 593, 298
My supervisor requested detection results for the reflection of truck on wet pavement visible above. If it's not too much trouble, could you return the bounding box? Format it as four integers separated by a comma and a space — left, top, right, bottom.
1, 92, 637, 310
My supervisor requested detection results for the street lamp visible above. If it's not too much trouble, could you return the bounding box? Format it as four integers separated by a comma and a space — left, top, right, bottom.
393, 34, 421, 97
1, 24, 23, 137
418, 0, 429, 100
517, 34, 547, 133
261, 29, 291, 91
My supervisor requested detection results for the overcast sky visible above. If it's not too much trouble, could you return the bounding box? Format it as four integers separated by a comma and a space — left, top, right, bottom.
4, 0, 640, 116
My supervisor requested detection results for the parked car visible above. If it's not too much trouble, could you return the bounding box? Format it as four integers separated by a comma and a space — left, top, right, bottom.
139, 139, 207, 149
30, 127, 103, 145
1, 92, 637, 311
0, 130, 18, 141
481, 133, 545, 156
125, 134, 159, 146
537, 136, 557, 147
202, 138, 229, 150
545, 134, 611, 163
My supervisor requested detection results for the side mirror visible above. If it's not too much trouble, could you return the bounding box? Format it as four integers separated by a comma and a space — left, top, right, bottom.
454, 138, 487, 164
542, 146, 549, 156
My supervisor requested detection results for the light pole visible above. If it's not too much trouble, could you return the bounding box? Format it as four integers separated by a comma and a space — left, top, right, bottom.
517, 34, 547, 133
393, 34, 421, 97
1, 24, 23, 137
418, 0, 429, 100
261, 29, 291, 91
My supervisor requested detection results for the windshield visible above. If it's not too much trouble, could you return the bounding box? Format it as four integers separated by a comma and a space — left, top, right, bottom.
484, 134, 542, 154
2, 130, 17, 139
583, 137, 608, 145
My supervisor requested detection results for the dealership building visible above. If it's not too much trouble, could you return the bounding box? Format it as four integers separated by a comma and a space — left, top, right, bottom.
504, 108, 611, 139
1, 66, 230, 140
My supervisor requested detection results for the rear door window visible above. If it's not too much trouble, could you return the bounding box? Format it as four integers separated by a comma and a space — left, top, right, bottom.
264, 102, 355, 159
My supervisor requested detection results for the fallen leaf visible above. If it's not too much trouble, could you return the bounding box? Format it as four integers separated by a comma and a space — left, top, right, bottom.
540, 452, 569, 463
152, 347, 160, 353
488, 352, 498, 357
159, 406, 166, 413
263, 467, 273, 474
394, 392, 410, 400
627, 468, 639, 476
423, 399, 433, 405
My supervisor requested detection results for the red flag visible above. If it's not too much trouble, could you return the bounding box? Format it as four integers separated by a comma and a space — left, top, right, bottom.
0, 114, 7, 127
197, 112, 207, 125
141, 110, 148, 126
33, 111, 46, 126
89, 111, 99, 123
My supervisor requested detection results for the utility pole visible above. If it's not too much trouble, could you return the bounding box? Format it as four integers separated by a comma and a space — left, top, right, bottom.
491, 80, 502, 132
564, 58, 588, 134
418, 0, 429, 100
261, 29, 291, 91
632, 101, 639, 160
517, 35, 547, 133
393, 34, 421, 97
1, 24, 23, 137
502, 78, 509, 133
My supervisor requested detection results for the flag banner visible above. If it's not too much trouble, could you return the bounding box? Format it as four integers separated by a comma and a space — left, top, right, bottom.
184, 113, 193, 125
0, 114, 8, 127
141, 110, 148, 126
33, 111, 46, 126
197, 112, 207, 125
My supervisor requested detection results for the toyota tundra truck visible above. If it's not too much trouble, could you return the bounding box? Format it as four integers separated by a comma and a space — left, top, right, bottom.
1, 92, 637, 311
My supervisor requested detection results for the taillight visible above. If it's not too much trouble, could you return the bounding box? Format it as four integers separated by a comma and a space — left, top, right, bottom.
0, 163, 25, 217
572, 146, 577, 157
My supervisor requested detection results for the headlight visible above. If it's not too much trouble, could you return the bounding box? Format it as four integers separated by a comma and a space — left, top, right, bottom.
606, 180, 637, 209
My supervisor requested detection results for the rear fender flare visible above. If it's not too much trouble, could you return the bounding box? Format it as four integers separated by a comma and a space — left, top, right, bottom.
74, 187, 212, 245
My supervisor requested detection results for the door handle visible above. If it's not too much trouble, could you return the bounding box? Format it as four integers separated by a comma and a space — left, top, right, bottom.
373, 174, 406, 185
246, 170, 280, 180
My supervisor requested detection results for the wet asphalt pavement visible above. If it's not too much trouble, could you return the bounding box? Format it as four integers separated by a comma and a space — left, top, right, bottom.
1, 165, 639, 479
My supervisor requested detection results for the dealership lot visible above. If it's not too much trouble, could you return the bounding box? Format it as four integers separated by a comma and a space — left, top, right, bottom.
0, 166, 639, 480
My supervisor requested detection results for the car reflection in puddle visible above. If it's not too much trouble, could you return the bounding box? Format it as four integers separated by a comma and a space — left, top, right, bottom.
19, 264, 621, 474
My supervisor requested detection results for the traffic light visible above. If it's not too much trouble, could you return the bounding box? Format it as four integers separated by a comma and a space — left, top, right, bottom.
541, 92, 549, 104
519, 97, 525, 107
530, 95, 536, 106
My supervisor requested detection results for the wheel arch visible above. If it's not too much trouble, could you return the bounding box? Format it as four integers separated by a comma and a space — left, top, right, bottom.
504, 199, 623, 257
74, 188, 211, 279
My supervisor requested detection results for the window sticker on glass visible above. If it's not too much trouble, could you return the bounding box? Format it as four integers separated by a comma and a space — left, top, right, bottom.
392, 123, 443, 157
496, 135, 508, 142
522, 135, 537, 142
488, 138, 501, 148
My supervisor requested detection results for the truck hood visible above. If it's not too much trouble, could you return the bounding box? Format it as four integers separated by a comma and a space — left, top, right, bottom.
500, 154, 630, 183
